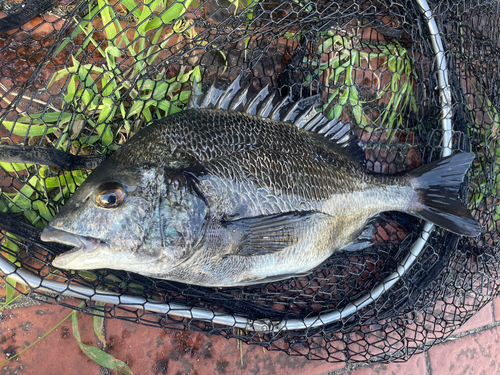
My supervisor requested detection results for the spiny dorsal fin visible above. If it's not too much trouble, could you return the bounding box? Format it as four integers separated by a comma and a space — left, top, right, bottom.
199, 83, 223, 109
186, 74, 366, 163
187, 77, 203, 109
214, 75, 242, 110
243, 84, 270, 115
315, 120, 366, 162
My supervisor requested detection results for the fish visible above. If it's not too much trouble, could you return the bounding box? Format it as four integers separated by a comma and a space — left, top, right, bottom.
40, 75, 480, 287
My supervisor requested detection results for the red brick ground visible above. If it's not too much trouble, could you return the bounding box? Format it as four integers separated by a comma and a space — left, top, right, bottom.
1, 289, 500, 375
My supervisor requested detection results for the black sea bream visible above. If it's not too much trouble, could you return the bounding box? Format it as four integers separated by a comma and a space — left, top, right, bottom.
41, 76, 480, 287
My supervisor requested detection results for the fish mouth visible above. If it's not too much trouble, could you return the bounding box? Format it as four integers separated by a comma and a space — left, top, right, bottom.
41, 226, 104, 269
41, 225, 101, 248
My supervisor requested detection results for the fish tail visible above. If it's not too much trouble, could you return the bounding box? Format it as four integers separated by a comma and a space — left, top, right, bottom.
409, 152, 480, 236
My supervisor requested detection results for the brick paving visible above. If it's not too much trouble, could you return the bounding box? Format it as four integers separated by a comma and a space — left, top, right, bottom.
1, 284, 500, 375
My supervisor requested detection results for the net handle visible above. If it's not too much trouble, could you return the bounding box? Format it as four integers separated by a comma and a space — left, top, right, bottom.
0, 0, 453, 332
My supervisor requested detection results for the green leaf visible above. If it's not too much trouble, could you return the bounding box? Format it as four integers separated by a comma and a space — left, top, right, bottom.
1, 121, 59, 138
388, 56, 397, 72
18, 112, 74, 125
191, 65, 202, 83
98, 0, 117, 40
319, 35, 333, 54
144, 17, 162, 32
97, 97, 116, 124
0, 162, 31, 173
349, 86, 359, 106
72, 313, 134, 375
157, 100, 171, 113
121, 0, 142, 18
33, 200, 54, 221
339, 89, 349, 106
93, 302, 107, 348
137, 0, 162, 35
107, 45, 120, 57
5, 279, 15, 305
23, 209, 41, 226
127, 99, 158, 118
333, 104, 343, 119
161, 0, 193, 25
3, 237, 20, 304
352, 104, 363, 124
64, 75, 78, 103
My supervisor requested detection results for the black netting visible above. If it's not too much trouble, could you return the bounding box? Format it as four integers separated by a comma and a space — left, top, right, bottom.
0, 0, 499, 363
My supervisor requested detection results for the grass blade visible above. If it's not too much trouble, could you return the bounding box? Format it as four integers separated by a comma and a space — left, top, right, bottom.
72, 312, 134, 375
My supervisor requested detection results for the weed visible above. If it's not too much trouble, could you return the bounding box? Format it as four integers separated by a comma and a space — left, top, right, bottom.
298, 30, 417, 140
467, 81, 500, 232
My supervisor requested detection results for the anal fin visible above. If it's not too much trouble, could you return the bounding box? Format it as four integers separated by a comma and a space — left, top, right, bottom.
341, 216, 377, 252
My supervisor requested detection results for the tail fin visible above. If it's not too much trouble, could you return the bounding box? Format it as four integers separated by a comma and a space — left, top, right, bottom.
410, 152, 480, 236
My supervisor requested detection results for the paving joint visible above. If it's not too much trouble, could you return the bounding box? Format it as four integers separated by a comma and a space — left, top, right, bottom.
448, 316, 500, 340
424, 350, 432, 375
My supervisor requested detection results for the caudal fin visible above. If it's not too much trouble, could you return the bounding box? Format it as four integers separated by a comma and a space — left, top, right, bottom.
410, 152, 480, 236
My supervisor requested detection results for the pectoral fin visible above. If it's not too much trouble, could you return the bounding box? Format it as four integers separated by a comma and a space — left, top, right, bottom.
223, 211, 331, 256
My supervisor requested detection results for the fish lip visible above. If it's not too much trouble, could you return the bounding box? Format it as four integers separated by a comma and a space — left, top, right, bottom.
41, 226, 105, 270
40, 225, 101, 249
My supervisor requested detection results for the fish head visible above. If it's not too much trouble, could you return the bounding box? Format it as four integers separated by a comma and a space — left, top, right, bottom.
41, 157, 208, 276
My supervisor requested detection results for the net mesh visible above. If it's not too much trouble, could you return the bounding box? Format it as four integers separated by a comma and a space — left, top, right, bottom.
0, 0, 499, 363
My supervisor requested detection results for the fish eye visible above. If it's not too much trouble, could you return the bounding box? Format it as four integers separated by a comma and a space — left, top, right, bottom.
95, 182, 126, 209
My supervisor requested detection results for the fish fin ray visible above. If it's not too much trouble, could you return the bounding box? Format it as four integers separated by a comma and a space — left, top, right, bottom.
228, 85, 249, 111
270, 95, 292, 120
187, 77, 203, 109
214, 75, 242, 110
237, 271, 313, 286
410, 152, 480, 236
316, 121, 367, 163
341, 216, 378, 252
243, 84, 270, 115
223, 211, 331, 256
199, 83, 226, 109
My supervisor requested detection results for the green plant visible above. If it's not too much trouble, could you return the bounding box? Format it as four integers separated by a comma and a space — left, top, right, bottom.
0, 2, 200, 356
369, 42, 418, 141
305, 32, 370, 126
4, 0, 199, 145
0, 297, 133, 374
229, 0, 259, 61
467, 81, 500, 232
301, 31, 417, 140
72, 309, 134, 375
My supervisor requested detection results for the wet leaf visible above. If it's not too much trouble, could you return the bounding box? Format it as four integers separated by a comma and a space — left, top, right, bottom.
72, 313, 134, 375
93, 302, 107, 348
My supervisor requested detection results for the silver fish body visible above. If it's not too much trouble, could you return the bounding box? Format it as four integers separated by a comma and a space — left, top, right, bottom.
41, 78, 480, 287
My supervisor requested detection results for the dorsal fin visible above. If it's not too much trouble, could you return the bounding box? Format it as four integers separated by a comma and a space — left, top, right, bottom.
200, 84, 223, 109
244, 84, 270, 115
229, 85, 249, 111
319, 121, 366, 162
270, 95, 292, 121
187, 77, 203, 109
186, 74, 366, 163
214, 75, 242, 110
